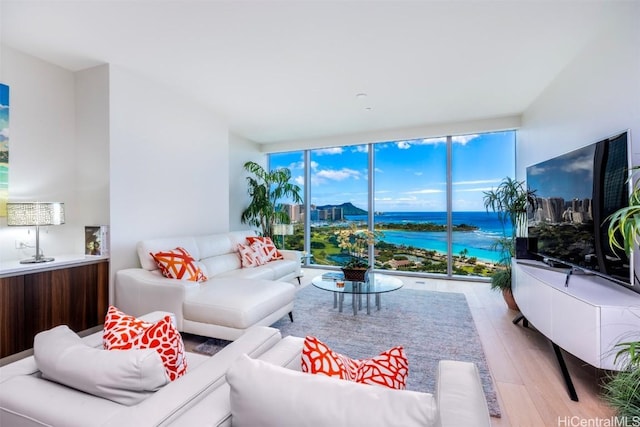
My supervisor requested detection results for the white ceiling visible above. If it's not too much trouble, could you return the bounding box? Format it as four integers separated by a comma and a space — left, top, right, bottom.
0, 1, 630, 144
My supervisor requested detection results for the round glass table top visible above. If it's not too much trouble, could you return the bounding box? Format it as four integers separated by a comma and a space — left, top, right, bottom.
311, 271, 403, 294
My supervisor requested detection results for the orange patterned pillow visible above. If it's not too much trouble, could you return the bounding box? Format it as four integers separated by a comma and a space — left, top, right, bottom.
237, 243, 265, 267
246, 236, 284, 261
103, 306, 187, 381
301, 336, 408, 390
150, 247, 207, 282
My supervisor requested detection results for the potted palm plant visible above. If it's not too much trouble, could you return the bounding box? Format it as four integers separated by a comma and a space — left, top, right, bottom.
607, 166, 640, 255
241, 161, 302, 243
483, 177, 537, 309
602, 340, 640, 420
603, 167, 640, 420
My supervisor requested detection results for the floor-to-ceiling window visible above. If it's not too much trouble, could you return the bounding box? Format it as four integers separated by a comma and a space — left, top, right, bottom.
268, 130, 516, 278
373, 138, 448, 274
268, 151, 305, 251
451, 132, 515, 277
308, 146, 369, 266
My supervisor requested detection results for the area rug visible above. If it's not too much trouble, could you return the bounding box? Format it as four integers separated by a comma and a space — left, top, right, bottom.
194, 285, 501, 417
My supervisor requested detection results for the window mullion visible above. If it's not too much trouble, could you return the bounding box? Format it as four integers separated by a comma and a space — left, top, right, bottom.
446, 135, 453, 277
368, 143, 375, 268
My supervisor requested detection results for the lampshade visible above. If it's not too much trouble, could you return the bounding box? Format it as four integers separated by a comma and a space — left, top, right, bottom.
7, 202, 65, 226
273, 223, 294, 235
6, 202, 65, 264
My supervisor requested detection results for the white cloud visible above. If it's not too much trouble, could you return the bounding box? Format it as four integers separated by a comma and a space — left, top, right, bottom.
452, 134, 479, 145
316, 168, 361, 181
353, 145, 368, 153
455, 187, 493, 193
396, 141, 411, 149
564, 154, 592, 173
396, 134, 479, 146
527, 165, 546, 176
404, 188, 443, 195
453, 178, 501, 186
314, 147, 343, 156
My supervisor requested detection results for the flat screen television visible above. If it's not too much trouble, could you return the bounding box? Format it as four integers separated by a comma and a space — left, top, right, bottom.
526, 130, 637, 292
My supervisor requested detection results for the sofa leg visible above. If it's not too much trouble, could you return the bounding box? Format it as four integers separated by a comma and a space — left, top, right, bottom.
288, 312, 294, 322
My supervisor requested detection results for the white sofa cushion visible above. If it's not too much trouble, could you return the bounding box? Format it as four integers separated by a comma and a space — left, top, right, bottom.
226, 354, 439, 427
183, 278, 295, 329
137, 236, 200, 271
34, 325, 168, 406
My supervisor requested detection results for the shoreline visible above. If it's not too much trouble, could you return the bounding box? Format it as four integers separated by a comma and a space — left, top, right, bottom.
307, 223, 503, 277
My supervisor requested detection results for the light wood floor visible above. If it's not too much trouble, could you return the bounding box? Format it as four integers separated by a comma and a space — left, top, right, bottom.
305, 269, 615, 426
185, 268, 617, 426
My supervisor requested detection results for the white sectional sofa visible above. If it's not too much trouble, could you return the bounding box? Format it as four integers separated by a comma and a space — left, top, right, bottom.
116, 230, 300, 340
0, 313, 492, 427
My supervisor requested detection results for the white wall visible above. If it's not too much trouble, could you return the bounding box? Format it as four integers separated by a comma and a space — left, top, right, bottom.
518, 6, 640, 284
518, 6, 640, 178
108, 66, 230, 286
1, 47, 234, 305
75, 64, 110, 228
0, 46, 81, 261
228, 132, 262, 232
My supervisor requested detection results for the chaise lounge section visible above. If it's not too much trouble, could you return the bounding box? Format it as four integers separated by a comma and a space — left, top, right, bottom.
115, 230, 300, 340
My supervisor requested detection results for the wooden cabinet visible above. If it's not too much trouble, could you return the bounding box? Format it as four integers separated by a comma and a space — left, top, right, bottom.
0, 258, 109, 359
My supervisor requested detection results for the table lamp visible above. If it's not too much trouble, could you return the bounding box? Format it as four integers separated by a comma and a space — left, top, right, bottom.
272, 223, 294, 249
7, 202, 65, 263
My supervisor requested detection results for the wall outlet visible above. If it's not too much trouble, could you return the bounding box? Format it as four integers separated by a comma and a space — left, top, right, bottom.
15, 240, 32, 249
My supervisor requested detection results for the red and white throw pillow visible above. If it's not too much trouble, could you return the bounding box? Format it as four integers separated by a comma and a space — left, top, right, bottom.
103, 306, 188, 381
103, 305, 153, 348
301, 336, 408, 390
150, 247, 207, 282
246, 236, 284, 261
237, 243, 266, 268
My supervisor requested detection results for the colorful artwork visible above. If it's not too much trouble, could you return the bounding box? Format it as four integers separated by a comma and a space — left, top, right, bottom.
0, 84, 8, 217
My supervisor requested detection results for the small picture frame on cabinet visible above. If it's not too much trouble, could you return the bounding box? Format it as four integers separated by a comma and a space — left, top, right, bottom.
85, 225, 109, 256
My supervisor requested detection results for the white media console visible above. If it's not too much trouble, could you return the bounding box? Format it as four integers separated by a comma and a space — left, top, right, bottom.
512, 259, 640, 372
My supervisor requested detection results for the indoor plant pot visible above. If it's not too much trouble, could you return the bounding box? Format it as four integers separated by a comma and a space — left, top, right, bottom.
502, 288, 519, 311
341, 267, 368, 282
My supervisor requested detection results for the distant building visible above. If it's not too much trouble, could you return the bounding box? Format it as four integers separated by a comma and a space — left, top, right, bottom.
282, 204, 304, 223
533, 196, 592, 224
309, 205, 343, 222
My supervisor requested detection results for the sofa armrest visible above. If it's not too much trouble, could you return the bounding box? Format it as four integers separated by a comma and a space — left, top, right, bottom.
115, 269, 199, 331
103, 326, 283, 427
436, 360, 491, 427
279, 249, 302, 276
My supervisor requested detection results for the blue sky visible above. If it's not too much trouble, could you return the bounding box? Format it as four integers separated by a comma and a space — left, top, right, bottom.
270, 131, 515, 212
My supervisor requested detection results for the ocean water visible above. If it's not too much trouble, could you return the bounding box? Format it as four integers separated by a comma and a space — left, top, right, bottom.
345, 211, 510, 263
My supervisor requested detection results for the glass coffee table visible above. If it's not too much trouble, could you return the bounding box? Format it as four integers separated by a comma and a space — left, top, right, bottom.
311, 271, 403, 315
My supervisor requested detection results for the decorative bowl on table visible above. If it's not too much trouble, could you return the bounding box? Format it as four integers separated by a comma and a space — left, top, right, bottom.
341, 267, 368, 282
